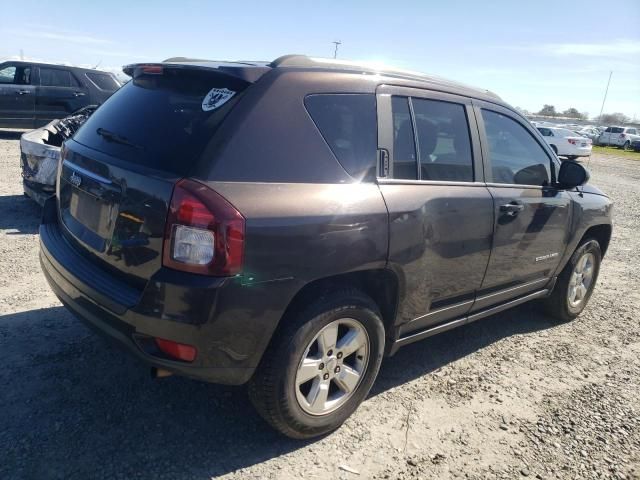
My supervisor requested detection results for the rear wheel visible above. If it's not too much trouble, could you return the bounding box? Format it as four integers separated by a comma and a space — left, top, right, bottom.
248, 290, 385, 439
622, 141, 631, 151
543, 239, 601, 322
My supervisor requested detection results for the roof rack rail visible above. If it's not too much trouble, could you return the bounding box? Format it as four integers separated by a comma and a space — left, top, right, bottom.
162, 57, 215, 63
269, 54, 314, 68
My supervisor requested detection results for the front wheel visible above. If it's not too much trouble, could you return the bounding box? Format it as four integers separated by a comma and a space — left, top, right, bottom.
248, 290, 385, 439
543, 239, 602, 322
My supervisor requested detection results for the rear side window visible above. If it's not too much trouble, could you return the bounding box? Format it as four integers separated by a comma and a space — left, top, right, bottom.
537, 127, 553, 137
40, 68, 79, 87
611, 127, 624, 133
304, 94, 377, 181
412, 98, 473, 182
391, 96, 417, 179
481, 109, 551, 186
86, 72, 120, 91
73, 68, 248, 175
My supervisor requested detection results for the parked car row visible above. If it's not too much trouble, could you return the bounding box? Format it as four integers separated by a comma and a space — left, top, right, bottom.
530, 120, 640, 155
597, 126, 639, 150
31, 55, 612, 439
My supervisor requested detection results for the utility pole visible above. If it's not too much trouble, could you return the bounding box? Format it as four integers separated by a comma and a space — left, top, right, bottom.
332, 41, 341, 59
597, 71, 612, 124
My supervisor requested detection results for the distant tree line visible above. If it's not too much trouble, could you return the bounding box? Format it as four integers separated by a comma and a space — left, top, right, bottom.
523, 104, 631, 124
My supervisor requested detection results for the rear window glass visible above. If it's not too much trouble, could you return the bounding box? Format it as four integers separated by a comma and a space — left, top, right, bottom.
304, 94, 377, 181
391, 96, 417, 180
73, 68, 248, 175
411, 98, 474, 182
40, 68, 79, 87
86, 72, 120, 91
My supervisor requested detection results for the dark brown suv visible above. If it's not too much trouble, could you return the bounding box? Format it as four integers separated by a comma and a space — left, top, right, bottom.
39, 55, 612, 439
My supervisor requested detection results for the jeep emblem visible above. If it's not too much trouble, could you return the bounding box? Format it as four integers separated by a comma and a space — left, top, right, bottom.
69, 171, 82, 187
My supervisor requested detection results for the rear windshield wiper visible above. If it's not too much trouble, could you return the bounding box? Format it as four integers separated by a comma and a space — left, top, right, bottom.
96, 128, 143, 150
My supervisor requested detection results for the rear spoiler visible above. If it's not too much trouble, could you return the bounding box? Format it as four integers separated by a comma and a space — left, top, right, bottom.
122, 62, 270, 83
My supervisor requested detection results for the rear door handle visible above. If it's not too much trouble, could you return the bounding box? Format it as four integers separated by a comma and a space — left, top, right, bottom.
500, 201, 524, 216
18, 90, 31, 95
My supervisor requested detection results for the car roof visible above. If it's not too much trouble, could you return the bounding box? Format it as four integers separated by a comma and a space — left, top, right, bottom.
143, 54, 503, 103
2, 59, 117, 76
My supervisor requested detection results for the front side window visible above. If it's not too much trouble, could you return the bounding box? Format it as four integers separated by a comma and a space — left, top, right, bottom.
0, 65, 30, 85
391, 96, 417, 179
305, 94, 377, 181
0, 66, 16, 84
40, 68, 78, 87
481, 109, 551, 186
611, 127, 624, 133
412, 98, 473, 181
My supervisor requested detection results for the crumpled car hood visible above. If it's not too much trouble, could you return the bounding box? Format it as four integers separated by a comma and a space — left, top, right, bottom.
20, 122, 61, 186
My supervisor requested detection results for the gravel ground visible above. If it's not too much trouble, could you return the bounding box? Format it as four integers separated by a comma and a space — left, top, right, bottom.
0, 131, 638, 480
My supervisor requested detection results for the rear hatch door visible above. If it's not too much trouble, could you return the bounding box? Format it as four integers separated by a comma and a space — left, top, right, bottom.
57, 64, 254, 289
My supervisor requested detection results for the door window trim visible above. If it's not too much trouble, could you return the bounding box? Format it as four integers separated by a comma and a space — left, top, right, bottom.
375, 85, 484, 184
472, 100, 557, 189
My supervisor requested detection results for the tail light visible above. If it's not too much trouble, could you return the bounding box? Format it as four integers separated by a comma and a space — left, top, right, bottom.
620, 133, 626, 138
163, 178, 245, 276
568, 139, 577, 145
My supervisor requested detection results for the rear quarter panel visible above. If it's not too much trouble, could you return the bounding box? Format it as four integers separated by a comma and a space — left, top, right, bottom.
199, 181, 389, 371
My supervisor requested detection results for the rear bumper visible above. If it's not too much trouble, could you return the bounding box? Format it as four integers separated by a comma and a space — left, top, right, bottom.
563, 145, 592, 157
39, 199, 295, 385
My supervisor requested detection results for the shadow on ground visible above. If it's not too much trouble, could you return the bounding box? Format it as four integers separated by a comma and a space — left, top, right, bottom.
0, 299, 557, 479
0, 194, 41, 234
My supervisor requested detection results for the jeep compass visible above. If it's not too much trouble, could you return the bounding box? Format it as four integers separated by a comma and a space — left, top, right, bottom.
39, 55, 613, 439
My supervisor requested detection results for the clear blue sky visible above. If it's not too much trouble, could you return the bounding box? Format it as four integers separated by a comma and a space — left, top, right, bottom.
2, 0, 639, 119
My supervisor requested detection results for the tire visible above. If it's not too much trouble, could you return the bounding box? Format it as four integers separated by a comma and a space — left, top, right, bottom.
543, 239, 602, 322
622, 141, 631, 151
248, 289, 385, 439
567, 155, 578, 161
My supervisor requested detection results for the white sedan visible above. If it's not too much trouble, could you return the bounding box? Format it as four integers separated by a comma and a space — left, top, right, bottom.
536, 126, 592, 160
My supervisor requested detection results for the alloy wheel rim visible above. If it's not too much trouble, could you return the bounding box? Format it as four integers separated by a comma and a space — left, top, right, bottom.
295, 318, 369, 416
567, 252, 595, 308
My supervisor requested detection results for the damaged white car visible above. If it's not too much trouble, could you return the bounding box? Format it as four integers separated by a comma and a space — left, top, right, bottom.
20, 105, 97, 205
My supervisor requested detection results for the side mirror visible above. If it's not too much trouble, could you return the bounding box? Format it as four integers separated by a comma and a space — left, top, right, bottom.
558, 160, 589, 189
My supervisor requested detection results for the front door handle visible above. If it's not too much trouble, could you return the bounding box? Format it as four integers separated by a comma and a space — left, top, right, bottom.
18, 90, 31, 95
500, 201, 524, 216
73, 91, 86, 97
